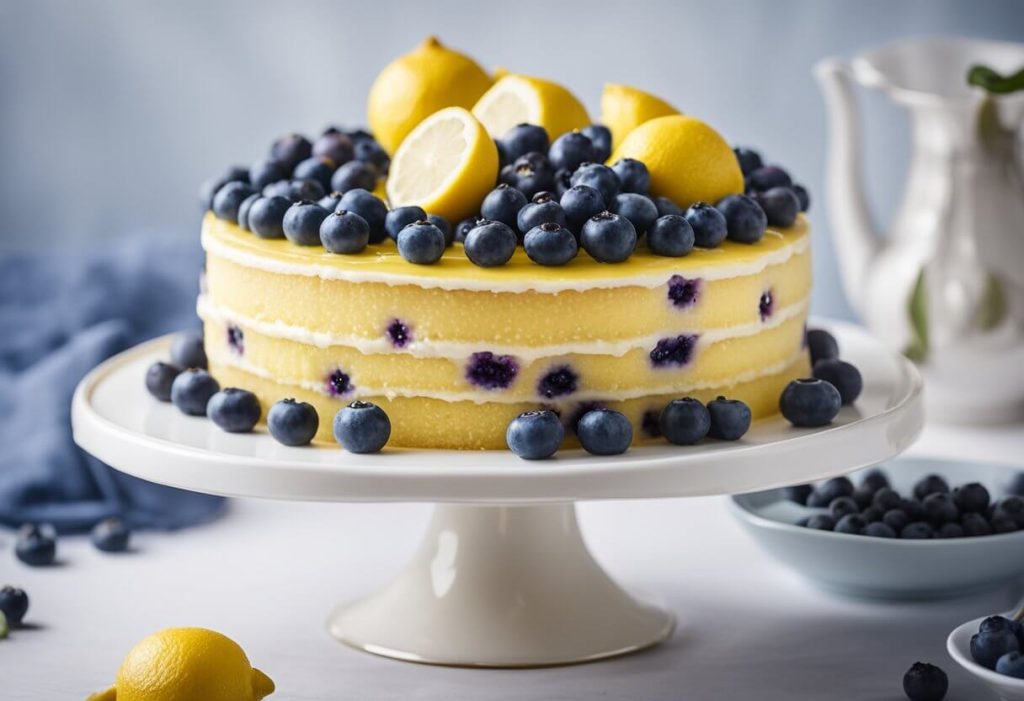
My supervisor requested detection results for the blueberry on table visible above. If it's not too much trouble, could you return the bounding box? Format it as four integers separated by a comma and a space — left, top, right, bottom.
330, 160, 378, 195
500, 123, 550, 164
961, 512, 993, 537
581, 212, 637, 263
654, 196, 684, 218
900, 522, 934, 539
548, 131, 596, 172
581, 124, 612, 163
685, 202, 728, 249
338, 189, 388, 243
481, 184, 528, 229
249, 160, 288, 190
517, 195, 567, 235
783, 484, 813, 505
577, 409, 633, 456
145, 361, 182, 402
997, 651, 1024, 678
524, 223, 578, 266
267, 399, 319, 447
807, 476, 855, 507
571, 163, 621, 207
207, 388, 261, 433
716, 194, 767, 244
806, 328, 840, 365
733, 146, 763, 176
270, 133, 312, 171
333, 401, 391, 454
0, 586, 29, 626
610, 193, 658, 236
829, 496, 860, 520
91, 517, 132, 553
170, 369, 220, 417
282, 201, 330, 246
745, 165, 792, 192
427, 214, 453, 246
913, 474, 950, 501
953, 482, 990, 513
706, 396, 752, 440
647, 215, 695, 257
922, 493, 959, 524
659, 398, 711, 446
385, 206, 427, 241
972, 629, 1021, 669
506, 410, 565, 460
247, 196, 292, 239
560, 185, 606, 234
779, 378, 842, 427
611, 158, 650, 195
15, 524, 57, 566
321, 210, 370, 254
864, 521, 896, 538
170, 330, 207, 370
754, 186, 800, 228
902, 661, 948, 701
805, 514, 836, 531
397, 221, 447, 265
464, 221, 517, 267
212, 181, 257, 224
834, 513, 867, 534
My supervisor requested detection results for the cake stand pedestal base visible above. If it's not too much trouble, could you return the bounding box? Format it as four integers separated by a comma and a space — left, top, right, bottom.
327, 503, 674, 667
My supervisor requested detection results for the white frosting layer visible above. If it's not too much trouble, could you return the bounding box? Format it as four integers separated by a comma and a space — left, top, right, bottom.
202, 227, 809, 293
199, 294, 809, 362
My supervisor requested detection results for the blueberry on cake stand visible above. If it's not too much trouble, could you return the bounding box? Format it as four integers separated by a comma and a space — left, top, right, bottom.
72, 320, 922, 668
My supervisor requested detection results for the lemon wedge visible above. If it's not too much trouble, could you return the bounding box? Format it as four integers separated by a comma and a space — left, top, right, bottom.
472, 74, 590, 140
600, 83, 680, 148
386, 107, 498, 222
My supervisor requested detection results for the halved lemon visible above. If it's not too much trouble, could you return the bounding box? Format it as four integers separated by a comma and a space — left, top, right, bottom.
472, 74, 590, 141
601, 83, 680, 149
386, 107, 498, 222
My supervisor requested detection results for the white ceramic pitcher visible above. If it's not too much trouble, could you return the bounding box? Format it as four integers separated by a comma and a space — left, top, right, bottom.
815, 37, 1024, 424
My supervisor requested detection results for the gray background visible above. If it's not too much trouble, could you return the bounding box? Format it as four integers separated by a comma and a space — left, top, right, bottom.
2, 0, 1023, 320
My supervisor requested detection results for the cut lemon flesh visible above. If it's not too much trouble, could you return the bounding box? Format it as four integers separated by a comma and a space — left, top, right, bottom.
472, 74, 590, 140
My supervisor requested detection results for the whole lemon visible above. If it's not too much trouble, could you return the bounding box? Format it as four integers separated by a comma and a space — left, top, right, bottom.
87, 627, 275, 701
610, 115, 743, 208
368, 36, 493, 154
600, 83, 680, 149
472, 74, 590, 141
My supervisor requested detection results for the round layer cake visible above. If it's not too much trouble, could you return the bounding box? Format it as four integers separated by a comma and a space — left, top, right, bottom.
199, 212, 811, 449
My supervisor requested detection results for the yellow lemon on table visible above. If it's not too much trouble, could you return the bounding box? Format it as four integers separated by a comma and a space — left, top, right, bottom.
87, 627, 275, 701
368, 36, 492, 154
600, 83, 680, 149
611, 114, 743, 208
472, 74, 590, 141
386, 107, 498, 223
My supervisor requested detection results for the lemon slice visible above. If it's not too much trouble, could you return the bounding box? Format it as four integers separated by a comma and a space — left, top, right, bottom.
386, 107, 498, 222
472, 74, 590, 140
601, 83, 680, 148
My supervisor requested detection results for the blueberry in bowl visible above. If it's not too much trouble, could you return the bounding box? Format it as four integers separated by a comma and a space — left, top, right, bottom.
948, 612, 1024, 700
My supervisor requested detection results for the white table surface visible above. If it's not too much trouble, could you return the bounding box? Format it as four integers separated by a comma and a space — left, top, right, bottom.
5, 422, 1023, 700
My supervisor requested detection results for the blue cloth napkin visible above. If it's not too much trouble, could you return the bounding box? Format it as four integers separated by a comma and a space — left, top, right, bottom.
0, 235, 225, 534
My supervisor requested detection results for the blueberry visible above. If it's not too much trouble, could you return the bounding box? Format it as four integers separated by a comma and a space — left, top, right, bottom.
717, 194, 767, 244
902, 498, 926, 521
883, 509, 910, 532
481, 184, 528, 229
610, 193, 658, 236
500, 153, 555, 199
333, 400, 391, 454
312, 131, 355, 166
170, 368, 220, 416
330, 160, 378, 194
706, 396, 751, 440
808, 476, 855, 507
961, 512, 993, 536
902, 662, 948, 701
454, 216, 480, 243
649, 334, 698, 367
517, 194, 567, 234
318, 192, 344, 211
755, 186, 801, 228
560, 185, 606, 233
792, 184, 811, 212
812, 359, 863, 405
745, 165, 792, 192
15, 524, 57, 566
249, 161, 288, 190
667, 275, 701, 308
779, 378, 842, 427
994, 496, 1024, 527
237, 193, 261, 231
506, 410, 564, 460
997, 651, 1024, 678
864, 521, 896, 538
145, 361, 182, 402
577, 409, 633, 455
270, 133, 312, 171
981, 616, 1023, 637
548, 131, 596, 172
972, 630, 1021, 669
286, 179, 326, 202
427, 214, 453, 245
992, 516, 1020, 533
465, 351, 519, 390
783, 484, 813, 505
830, 496, 860, 520
581, 124, 612, 162
852, 487, 874, 510
913, 474, 950, 501
248, 196, 292, 239
385, 206, 427, 241
654, 196, 684, 218
91, 517, 132, 553
353, 137, 390, 174
464, 221, 517, 267
860, 469, 890, 493
953, 482, 990, 513
581, 212, 636, 263
283, 201, 330, 246
319, 210, 370, 254
685, 202, 729, 248
267, 399, 319, 446
500, 124, 550, 164
537, 365, 578, 398
293, 156, 335, 192
397, 221, 446, 265
207, 387, 261, 433
733, 147, 763, 176
659, 398, 711, 445
169, 330, 206, 369
524, 222, 578, 266
553, 168, 574, 199
805, 514, 836, 531
936, 522, 964, 538
212, 181, 256, 224
861, 505, 884, 523
873, 487, 903, 512
200, 165, 249, 210
0, 586, 28, 627
338, 189, 388, 243
647, 215, 695, 257
922, 493, 959, 524
835, 513, 866, 534
900, 521, 934, 539
805, 329, 839, 366
571, 163, 621, 207
611, 158, 650, 194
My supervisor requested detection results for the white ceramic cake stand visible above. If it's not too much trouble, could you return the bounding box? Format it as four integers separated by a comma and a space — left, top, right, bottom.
71, 321, 922, 668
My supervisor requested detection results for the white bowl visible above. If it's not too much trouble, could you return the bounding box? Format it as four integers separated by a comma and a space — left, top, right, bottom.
948, 616, 1024, 701
730, 457, 1024, 599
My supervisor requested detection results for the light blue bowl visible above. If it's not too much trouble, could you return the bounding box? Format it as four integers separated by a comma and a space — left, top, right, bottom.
730, 457, 1024, 599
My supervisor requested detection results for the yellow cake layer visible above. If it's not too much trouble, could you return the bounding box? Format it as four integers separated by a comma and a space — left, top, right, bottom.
208, 353, 811, 449
202, 309, 808, 402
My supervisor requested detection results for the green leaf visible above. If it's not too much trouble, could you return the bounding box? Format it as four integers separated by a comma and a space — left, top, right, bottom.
903, 268, 929, 363
967, 64, 1024, 94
